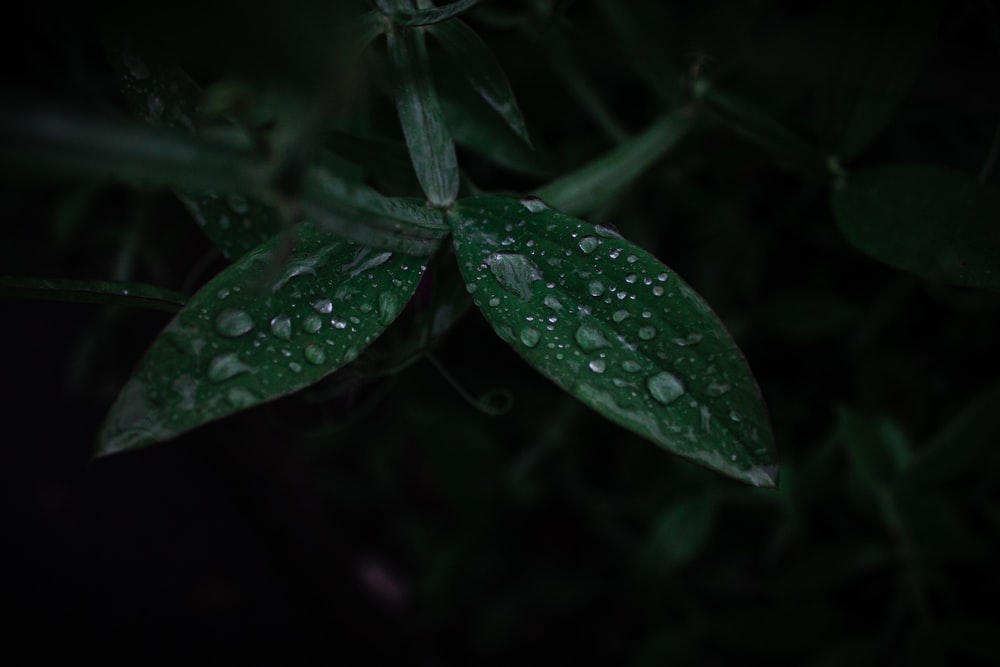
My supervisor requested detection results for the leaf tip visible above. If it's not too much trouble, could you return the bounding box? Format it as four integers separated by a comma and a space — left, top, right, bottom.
746, 463, 780, 489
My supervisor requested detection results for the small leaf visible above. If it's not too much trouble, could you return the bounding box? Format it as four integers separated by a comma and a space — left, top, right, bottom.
387, 25, 460, 206
816, 0, 946, 161
534, 109, 694, 216
0, 276, 185, 313
428, 18, 531, 146
693, 80, 831, 181
385, 0, 482, 27
97, 223, 428, 455
448, 196, 777, 486
831, 165, 1000, 292
110, 48, 284, 259
639, 495, 716, 573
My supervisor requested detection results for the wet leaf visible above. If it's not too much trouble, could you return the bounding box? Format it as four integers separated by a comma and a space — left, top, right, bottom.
387, 24, 459, 206
97, 222, 427, 455
831, 165, 1000, 293
448, 196, 777, 486
384, 0, 482, 27
428, 18, 531, 145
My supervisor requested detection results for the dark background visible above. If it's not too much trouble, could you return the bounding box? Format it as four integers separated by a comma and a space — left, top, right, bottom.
3, 0, 1000, 663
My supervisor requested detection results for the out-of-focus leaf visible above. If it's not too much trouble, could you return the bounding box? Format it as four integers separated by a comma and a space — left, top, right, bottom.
111, 47, 283, 258
638, 494, 715, 572
534, 109, 695, 216
831, 165, 1000, 293
0, 276, 185, 313
97, 223, 428, 454
905, 381, 1000, 485
448, 196, 778, 486
302, 168, 449, 255
816, 0, 946, 161
387, 25, 460, 206
439, 95, 554, 178
429, 18, 531, 146
383, 0, 482, 27
833, 406, 911, 490
693, 80, 831, 181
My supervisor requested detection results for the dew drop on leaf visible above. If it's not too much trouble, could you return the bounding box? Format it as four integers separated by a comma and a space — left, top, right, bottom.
228, 195, 249, 215
588, 280, 605, 297
208, 353, 252, 383
488, 296, 501, 307
622, 360, 641, 373
612, 309, 630, 323
288, 361, 303, 373
312, 298, 333, 314
589, 358, 607, 374
484, 252, 542, 301
302, 314, 323, 334
575, 325, 611, 351
304, 344, 326, 365
214, 309, 255, 338
270, 314, 293, 340
638, 325, 657, 340
647, 371, 684, 405
520, 196, 548, 213
520, 327, 541, 347
226, 386, 256, 408
578, 236, 600, 254
378, 291, 398, 325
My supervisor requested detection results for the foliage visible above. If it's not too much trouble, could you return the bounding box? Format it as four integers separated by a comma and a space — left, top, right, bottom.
2, 0, 999, 662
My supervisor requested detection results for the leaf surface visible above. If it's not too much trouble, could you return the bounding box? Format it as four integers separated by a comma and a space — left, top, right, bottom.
448, 196, 777, 486
98, 223, 427, 454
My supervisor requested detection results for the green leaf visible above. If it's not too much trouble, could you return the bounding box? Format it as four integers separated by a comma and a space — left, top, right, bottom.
638, 494, 716, 573
534, 109, 694, 216
831, 165, 1000, 292
428, 18, 531, 146
832, 406, 911, 490
0, 103, 268, 195
110, 48, 284, 259
448, 196, 778, 486
816, 0, 946, 161
302, 168, 449, 255
693, 80, 831, 181
97, 223, 428, 455
387, 25, 460, 206
384, 0, 482, 27
0, 276, 185, 313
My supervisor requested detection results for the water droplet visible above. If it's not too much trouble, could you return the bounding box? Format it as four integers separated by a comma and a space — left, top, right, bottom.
638, 326, 657, 341
652, 286, 665, 296
729, 410, 743, 423
543, 295, 563, 311
296, 344, 323, 367
208, 353, 252, 383
378, 291, 398, 324
609, 249, 621, 260
302, 314, 323, 333
214, 309, 255, 338
228, 195, 249, 214
484, 252, 542, 301
488, 296, 501, 307
625, 273, 638, 284
122, 53, 149, 79
626, 255, 638, 263
288, 361, 303, 373
270, 314, 292, 340
312, 298, 333, 314
466, 283, 478, 294
647, 371, 684, 404
343, 347, 359, 363
657, 272, 668, 282
216, 287, 231, 300
578, 236, 600, 254
587, 280, 605, 297
707, 382, 731, 397
172, 375, 198, 411
227, 386, 256, 408
641, 310, 652, 318
520, 196, 548, 213
575, 325, 611, 351
331, 318, 348, 330
595, 224, 622, 239
612, 309, 630, 323
589, 358, 607, 374
673, 333, 703, 347
520, 327, 541, 347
